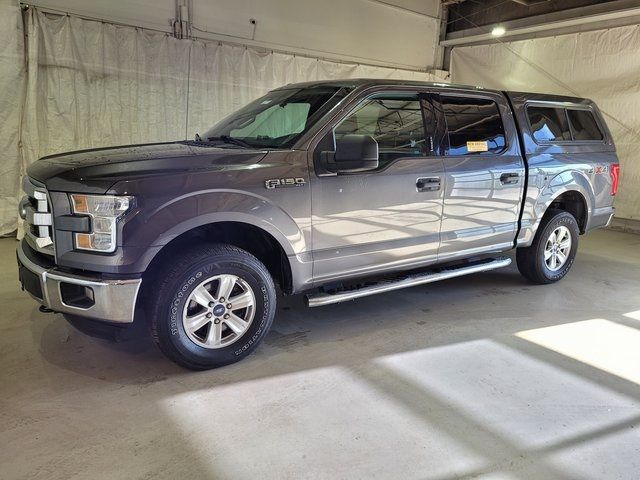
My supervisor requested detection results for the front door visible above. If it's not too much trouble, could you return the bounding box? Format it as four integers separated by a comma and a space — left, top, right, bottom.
310, 91, 445, 284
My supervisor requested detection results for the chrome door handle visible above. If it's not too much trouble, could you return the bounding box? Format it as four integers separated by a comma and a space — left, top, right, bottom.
416, 177, 441, 192
500, 172, 519, 185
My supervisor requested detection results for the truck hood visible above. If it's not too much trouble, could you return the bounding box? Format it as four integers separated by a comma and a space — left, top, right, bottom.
27, 142, 269, 193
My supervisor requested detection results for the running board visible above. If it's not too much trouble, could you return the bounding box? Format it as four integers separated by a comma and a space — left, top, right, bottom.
305, 257, 512, 307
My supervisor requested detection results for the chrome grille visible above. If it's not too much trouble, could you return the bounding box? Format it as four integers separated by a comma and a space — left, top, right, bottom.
20, 177, 54, 256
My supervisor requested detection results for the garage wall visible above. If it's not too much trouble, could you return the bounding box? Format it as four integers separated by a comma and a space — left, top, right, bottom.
2, 7, 446, 235
25, 0, 442, 70
450, 26, 640, 220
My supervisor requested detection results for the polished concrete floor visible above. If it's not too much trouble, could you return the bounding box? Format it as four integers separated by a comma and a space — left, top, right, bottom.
2, 230, 640, 480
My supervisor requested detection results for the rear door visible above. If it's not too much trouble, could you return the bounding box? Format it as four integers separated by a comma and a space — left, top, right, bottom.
435, 90, 525, 261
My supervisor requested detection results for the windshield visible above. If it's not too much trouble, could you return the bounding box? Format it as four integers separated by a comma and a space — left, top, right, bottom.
202, 86, 347, 149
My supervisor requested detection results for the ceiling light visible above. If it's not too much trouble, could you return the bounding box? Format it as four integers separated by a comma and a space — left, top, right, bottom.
491, 26, 506, 37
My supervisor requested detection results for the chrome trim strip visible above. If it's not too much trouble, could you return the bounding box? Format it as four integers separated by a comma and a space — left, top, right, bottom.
21, 177, 55, 257
25, 204, 52, 226
306, 257, 512, 307
17, 241, 141, 324
605, 212, 614, 227
24, 232, 54, 256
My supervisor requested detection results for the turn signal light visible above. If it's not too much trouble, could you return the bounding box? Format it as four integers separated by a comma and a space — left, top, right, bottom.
611, 163, 620, 196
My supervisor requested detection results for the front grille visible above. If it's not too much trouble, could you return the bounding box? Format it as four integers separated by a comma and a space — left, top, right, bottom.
20, 177, 54, 257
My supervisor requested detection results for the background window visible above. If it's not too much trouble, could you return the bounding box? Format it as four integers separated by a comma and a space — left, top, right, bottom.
568, 109, 603, 141
528, 106, 572, 142
442, 96, 506, 155
335, 95, 427, 163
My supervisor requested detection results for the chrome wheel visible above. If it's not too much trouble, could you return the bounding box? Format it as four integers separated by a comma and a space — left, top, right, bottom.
182, 274, 256, 349
544, 225, 572, 272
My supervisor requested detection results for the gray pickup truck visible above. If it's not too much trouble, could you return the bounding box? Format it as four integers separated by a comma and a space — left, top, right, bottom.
17, 79, 619, 369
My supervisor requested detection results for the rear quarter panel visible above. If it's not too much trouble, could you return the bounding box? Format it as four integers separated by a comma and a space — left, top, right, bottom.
507, 92, 618, 245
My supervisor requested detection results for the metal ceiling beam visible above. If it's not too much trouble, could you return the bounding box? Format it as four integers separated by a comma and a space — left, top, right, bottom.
441, 0, 640, 47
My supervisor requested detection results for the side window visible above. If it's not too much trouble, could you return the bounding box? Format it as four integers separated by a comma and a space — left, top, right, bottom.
334, 94, 427, 163
567, 109, 603, 141
442, 96, 506, 155
527, 106, 572, 142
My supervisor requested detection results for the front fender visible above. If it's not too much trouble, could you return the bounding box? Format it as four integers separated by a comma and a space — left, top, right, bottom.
518, 169, 594, 246
129, 189, 306, 255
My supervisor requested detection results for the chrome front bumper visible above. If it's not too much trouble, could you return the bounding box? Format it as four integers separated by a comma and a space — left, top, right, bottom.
17, 240, 141, 324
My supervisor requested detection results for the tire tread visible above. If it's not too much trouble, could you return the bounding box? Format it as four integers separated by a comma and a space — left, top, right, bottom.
516, 209, 578, 284
146, 243, 275, 370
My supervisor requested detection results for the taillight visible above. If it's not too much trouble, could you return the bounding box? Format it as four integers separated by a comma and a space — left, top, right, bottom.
610, 163, 620, 196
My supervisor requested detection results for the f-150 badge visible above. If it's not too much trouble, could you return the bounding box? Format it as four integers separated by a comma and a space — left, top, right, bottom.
265, 178, 306, 189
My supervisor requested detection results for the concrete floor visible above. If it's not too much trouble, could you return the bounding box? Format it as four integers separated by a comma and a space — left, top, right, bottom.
2, 230, 640, 480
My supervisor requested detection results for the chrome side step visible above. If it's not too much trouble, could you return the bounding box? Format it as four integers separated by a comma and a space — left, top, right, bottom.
305, 257, 512, 307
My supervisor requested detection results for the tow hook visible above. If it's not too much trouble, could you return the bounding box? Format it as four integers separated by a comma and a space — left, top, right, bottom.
39, 305, 55, 314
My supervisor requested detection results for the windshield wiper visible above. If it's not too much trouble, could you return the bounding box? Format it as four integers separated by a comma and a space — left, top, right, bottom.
206, 135, 254, 149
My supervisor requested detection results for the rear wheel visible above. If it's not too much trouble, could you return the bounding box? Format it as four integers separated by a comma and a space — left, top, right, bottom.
146, 244, 276, 370
516, 209, 579, 284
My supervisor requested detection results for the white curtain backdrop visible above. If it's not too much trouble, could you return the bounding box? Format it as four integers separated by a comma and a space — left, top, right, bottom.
0, 4, 25, 235
450, 26, 640, 221
0, 7, 446, 235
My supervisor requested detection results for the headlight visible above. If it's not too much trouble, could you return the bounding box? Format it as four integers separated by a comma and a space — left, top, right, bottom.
70, 194, 133, 253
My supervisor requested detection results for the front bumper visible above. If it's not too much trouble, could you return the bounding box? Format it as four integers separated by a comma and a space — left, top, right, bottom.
17, 240, 141, 324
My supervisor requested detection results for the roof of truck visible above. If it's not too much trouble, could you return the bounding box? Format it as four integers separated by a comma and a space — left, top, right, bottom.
275, 78, 590, 104
276, 78, 487, 91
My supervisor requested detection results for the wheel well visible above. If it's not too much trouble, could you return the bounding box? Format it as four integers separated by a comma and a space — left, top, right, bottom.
548, 191, 587, 233
143, 222, 293, 294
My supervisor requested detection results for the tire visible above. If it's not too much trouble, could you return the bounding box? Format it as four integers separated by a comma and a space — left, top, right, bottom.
146, 244, 276, 370
516, 209, 579, 284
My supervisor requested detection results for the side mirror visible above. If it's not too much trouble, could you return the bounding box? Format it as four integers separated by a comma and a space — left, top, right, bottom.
326, 134, 379, 173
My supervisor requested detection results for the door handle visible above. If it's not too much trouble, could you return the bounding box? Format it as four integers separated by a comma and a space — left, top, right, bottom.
500, 172, 520, 185
416, 177, 441, 192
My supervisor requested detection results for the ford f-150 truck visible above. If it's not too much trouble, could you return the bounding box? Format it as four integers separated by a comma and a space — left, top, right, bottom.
17, 80, 620, 369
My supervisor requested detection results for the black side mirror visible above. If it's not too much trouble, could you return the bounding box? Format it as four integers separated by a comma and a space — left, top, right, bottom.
325, 134, 379, 173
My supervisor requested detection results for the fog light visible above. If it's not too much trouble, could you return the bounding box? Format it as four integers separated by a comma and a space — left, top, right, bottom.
60, 282, 95, 309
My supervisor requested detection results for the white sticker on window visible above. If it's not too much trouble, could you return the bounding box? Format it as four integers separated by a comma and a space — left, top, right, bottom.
467, 141, 489, 152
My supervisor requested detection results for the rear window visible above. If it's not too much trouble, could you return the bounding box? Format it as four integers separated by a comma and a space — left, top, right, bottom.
527, 105, 604, 143
442, 96, 506, 155
527, 106, 571, 142
567, 109, 603, 141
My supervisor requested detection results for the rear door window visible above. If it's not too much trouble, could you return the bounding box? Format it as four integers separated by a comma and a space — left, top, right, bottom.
441, 96, 506, 155
527, 106, 572, 142
567, 109, 603, 141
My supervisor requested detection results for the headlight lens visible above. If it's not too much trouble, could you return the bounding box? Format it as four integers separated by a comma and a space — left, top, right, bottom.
70, 194, 133, 252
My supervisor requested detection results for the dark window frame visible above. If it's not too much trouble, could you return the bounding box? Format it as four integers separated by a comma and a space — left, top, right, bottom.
310, 87, 443, 177
440, 93, 508, 157
327, 91, 435, 172
525, 102, 605, 145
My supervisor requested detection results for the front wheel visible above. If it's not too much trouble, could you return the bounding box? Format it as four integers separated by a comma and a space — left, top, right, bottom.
516, 209, 579, 284
146, 244, 276, 370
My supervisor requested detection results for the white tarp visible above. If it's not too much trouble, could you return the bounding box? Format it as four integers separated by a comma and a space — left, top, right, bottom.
0, 7, 446, 235
0, 5, 25, 235
450, 26, 640, 220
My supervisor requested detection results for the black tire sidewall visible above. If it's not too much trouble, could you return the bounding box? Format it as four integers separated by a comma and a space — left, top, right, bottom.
155, 252, 275, 369
535, 212, 579, 282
